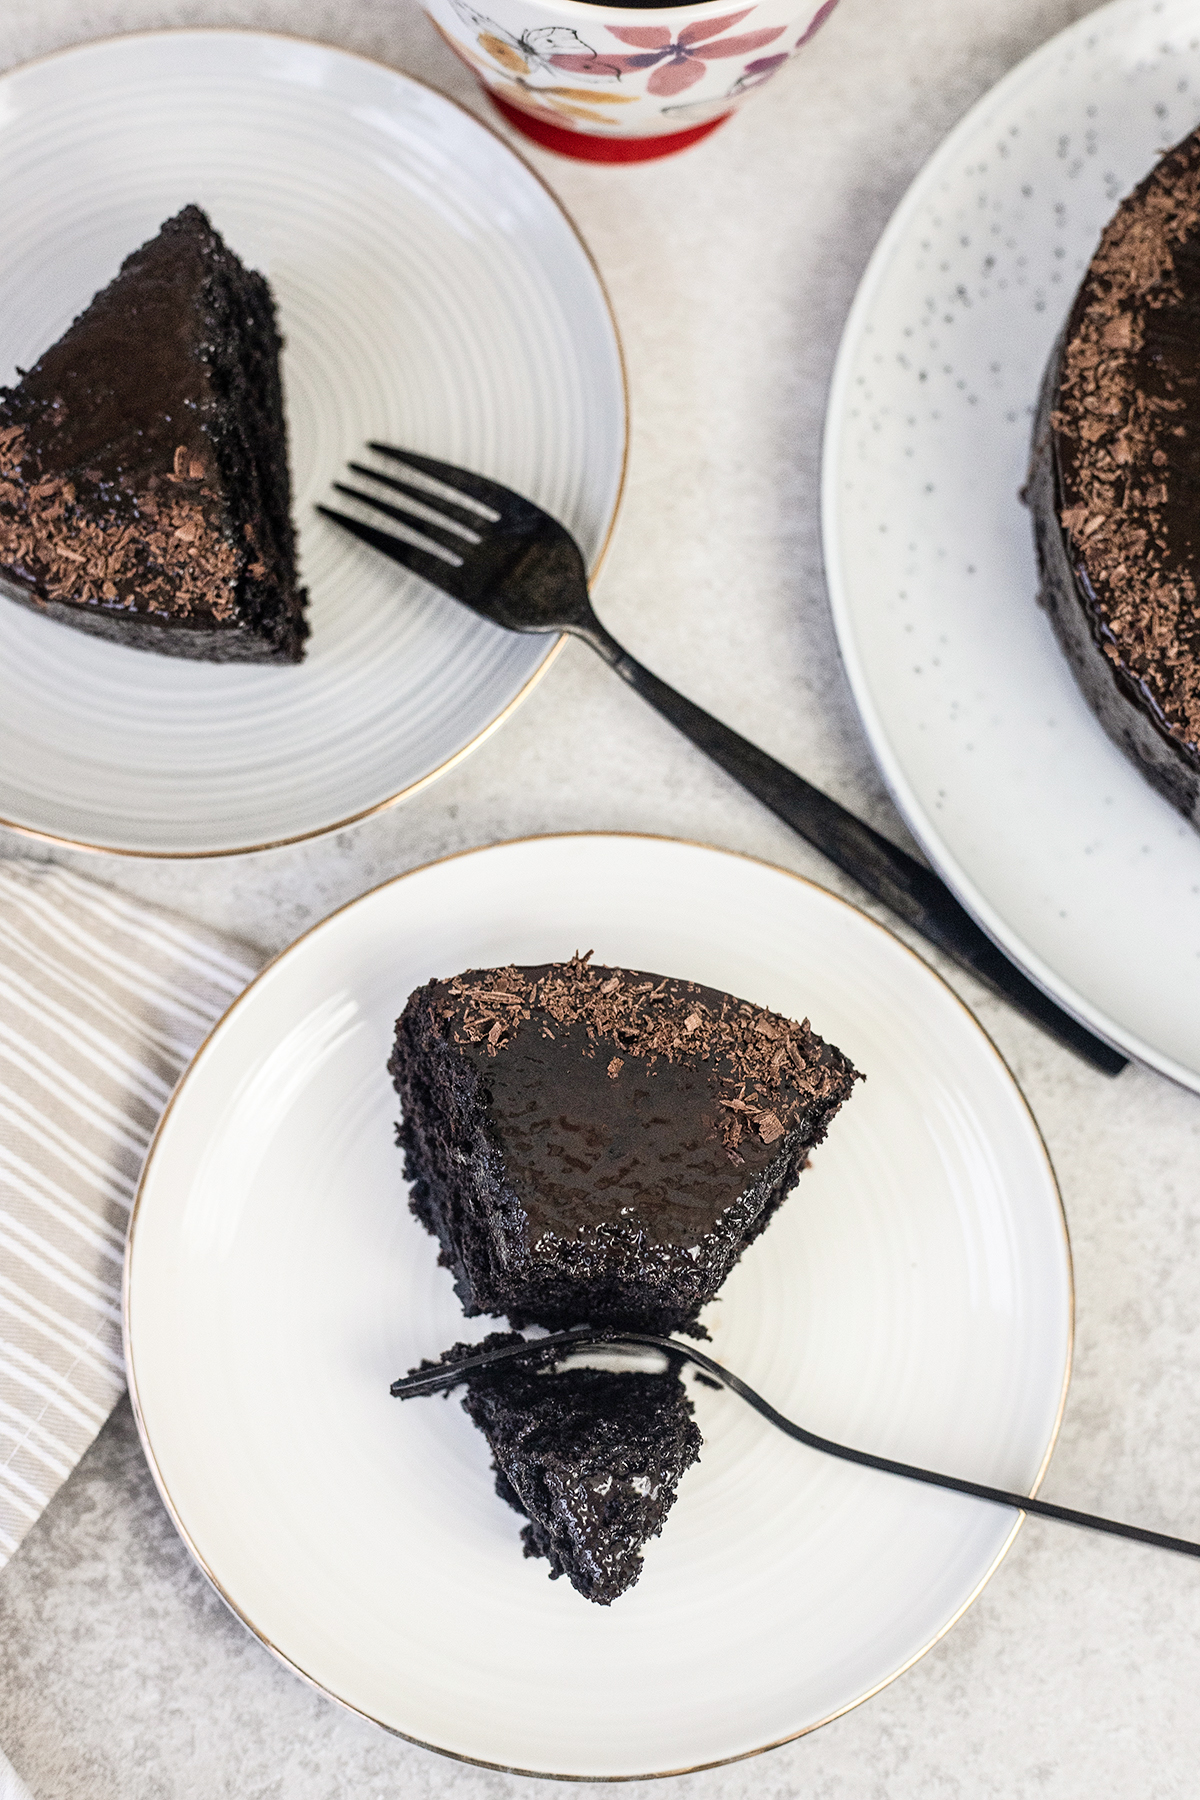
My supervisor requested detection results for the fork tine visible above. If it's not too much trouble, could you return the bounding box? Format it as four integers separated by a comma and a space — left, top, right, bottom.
346, 463, 482, 537
316, 506, 473, 599
331, 483, 465, 562
367, 444, 517, 520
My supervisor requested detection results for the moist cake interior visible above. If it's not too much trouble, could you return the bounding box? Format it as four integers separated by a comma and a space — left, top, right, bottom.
411, 1334, 703, 1605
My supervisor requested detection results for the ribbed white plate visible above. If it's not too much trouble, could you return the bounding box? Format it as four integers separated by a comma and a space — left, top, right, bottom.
125, 835, 1071, 1778
0, 32, 624, 857
823, 0, 1200, 1090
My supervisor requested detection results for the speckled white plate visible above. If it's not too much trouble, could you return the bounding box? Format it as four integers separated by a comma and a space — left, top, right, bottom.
125, 834, 1071, 1778
823, 0, 1200, 1091
0, 31, 624, 857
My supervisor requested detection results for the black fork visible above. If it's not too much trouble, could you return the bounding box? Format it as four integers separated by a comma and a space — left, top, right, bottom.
318, 447, 1126, 1077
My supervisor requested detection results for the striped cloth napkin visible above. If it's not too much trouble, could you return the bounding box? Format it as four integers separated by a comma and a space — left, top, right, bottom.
0, 859, 260, 1573
0, 1749, 32, 1800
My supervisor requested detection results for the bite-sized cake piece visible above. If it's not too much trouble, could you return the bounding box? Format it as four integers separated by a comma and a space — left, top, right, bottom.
390, 954, 860, 1335
1026, 127, 1200, 825
0, 205, 308, 662
410, 1334, 703, 1605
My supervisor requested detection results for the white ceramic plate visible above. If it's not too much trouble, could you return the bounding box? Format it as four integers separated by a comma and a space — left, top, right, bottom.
125, 834, 1071, 1778
0, 32, 625, 857
823, 0, 1200, 1091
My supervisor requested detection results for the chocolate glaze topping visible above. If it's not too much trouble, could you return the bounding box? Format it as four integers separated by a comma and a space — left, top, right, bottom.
0, 205, 307, 659
427, 953, 856, 1250
1050, 130, 1200, 758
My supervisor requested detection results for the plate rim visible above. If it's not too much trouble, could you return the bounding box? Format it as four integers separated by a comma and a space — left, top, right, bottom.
819, 0, 1198, 1092
0, 26, 629, 861
122, 830, 1074, 1780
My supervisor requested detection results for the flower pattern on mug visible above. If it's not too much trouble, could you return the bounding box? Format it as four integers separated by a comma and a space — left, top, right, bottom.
659, 50, 785, 120
550, 9, 785, 97
796, 0, 838, 47
441, 32, 633, 118
727, 51, 788, 94
447, 0, 624, 79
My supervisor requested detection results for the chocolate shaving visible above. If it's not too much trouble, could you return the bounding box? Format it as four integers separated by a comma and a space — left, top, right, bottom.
437, 956, 860, 1154
0, 419, 241, 622
1053, 134, 1200, 749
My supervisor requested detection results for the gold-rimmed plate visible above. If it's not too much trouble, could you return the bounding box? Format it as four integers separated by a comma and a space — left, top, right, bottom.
125, 834, 1071, 1777
0, 31, 625, 857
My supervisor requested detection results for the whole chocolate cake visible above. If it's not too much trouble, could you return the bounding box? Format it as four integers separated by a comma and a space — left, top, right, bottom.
410, 1334, 703, 1605
0, 205, 308, 662
390, 954, 860, 1335
1027, 128, 1200, 824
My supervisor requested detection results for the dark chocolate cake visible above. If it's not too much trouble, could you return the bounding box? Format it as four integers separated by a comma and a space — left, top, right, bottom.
390, 954, 860, 1335
0, 205, 308, 662
1027, 128, 1200, 825
413, 1334, 703, 1605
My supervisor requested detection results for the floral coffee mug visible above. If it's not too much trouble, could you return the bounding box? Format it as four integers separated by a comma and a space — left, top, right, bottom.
424, 0, 840, 161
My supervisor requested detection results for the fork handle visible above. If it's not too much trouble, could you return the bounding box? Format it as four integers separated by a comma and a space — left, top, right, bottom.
574, 621, 1126, 1076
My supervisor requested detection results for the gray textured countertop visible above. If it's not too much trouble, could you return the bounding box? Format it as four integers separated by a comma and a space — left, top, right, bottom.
1, 0, 1199, 1794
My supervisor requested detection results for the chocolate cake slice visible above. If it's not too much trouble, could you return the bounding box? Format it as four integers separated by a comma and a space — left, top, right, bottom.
0, 205, 308, 662
1026, 128, 1200, 824
412, 1334, 703, 1605
390, 955, 860, 1335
